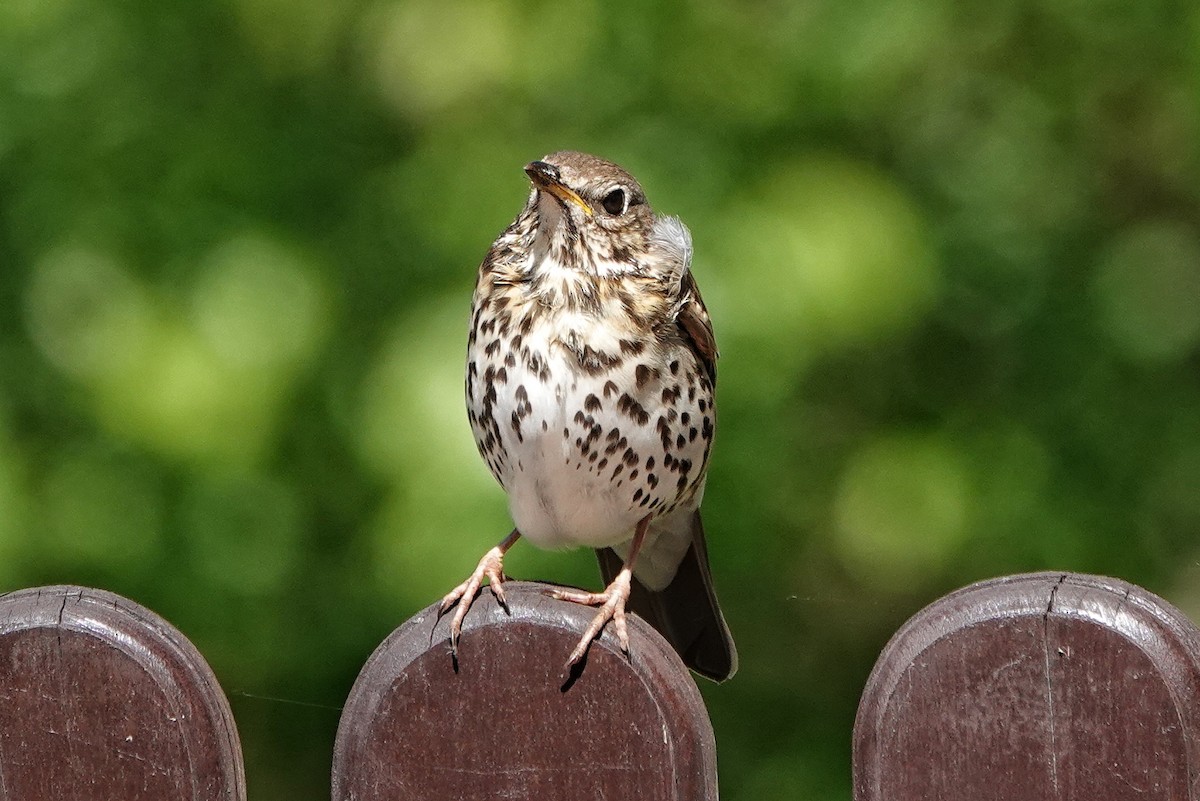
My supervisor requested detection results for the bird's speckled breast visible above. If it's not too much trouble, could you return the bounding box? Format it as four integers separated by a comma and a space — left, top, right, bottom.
466, 273, 714, 551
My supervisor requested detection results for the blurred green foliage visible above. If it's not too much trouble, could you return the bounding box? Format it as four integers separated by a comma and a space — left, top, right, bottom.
2, 0, 1199, 797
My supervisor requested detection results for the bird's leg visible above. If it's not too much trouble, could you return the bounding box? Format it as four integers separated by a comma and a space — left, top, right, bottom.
550, 513, 652, 669
439, 528, 520, 655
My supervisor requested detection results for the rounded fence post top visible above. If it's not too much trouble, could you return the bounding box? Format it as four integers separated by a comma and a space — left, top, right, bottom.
333, 580, 718, 801
0, 584, 246, 801
854, 571, 1200, 801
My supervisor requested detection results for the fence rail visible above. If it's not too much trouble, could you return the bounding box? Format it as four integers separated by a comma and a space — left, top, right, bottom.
2, 573, 1198, 799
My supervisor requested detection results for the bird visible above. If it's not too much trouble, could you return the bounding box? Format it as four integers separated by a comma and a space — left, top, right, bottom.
441, 150, 737, 682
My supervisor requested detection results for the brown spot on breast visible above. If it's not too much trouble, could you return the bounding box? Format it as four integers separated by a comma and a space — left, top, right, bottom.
579, 345, 621, 375
514, 386, 532, 419
603, 380, 620, 398
617, 393, 650, 426
585, 394, 602, 412
656, 416, 672, 449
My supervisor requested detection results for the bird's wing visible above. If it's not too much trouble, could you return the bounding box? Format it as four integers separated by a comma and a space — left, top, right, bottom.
651, 215, 717, 383
677, 270, 717, 384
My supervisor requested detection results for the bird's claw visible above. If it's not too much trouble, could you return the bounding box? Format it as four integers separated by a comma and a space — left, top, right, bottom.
549, 573, 633, 669
439, 546, 508, 655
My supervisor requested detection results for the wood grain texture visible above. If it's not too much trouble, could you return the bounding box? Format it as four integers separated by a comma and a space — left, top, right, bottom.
332, 580, 717, 800
854, 572, 1200, 801
0, 585, 245, 801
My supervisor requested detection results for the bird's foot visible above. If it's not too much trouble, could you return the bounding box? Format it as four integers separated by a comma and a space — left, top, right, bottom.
439, 545, 508, 656
549, 570, 633, 669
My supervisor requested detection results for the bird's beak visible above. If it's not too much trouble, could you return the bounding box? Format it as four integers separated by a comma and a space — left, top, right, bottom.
525, 161, 592, 216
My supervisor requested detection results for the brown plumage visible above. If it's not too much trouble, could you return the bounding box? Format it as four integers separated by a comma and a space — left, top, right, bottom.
444, 151, 737, 681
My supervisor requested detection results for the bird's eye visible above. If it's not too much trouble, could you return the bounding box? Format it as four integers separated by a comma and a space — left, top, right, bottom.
601, 188, 628, 215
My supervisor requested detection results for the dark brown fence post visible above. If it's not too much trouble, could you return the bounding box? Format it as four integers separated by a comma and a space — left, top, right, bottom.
332, 580, 717, 800
854, 571, 1200, 800
0, 585, 245, 801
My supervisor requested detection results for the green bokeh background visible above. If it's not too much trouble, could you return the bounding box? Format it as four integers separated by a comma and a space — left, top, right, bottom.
3, 0, 1200, 797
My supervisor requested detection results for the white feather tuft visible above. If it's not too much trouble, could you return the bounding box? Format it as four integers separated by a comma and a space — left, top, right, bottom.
650, 215, 693, 273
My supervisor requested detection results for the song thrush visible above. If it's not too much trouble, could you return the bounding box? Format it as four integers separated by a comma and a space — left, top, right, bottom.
442, 151, 737, 682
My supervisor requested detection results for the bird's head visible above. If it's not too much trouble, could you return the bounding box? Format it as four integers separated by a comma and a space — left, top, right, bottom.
522, 151, 657, 273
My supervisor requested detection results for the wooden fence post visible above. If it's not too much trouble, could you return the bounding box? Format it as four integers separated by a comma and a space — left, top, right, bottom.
854, 571, 1200, 800
0, 585, 245, 801
332, 580, 718, 800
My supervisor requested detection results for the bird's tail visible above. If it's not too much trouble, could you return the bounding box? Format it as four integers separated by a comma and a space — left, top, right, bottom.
595, 509, 738, 682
